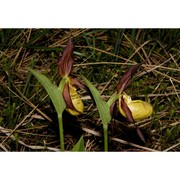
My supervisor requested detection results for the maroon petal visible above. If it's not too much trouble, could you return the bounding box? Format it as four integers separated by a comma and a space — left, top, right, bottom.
110, 101, 116, 117
121, 96, 135, 124
58, 38, 74, 77
62, 80, 84, 115
116, 64, 141, 93
69, 76, 85, 90
63, 82, 75, 110
136, 128, 146, 143
121, 96, 146, 143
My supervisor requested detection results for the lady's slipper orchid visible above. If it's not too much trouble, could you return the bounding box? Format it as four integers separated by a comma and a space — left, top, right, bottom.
116, 64, 153, 122
58, 38, 84, 116
111, 64, 153, 143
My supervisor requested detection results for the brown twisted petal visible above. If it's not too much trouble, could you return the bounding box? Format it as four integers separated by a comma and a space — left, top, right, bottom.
69, 76, 85, 90
62, 77, 84, 115
120, 96, 135, 124
58, 38, 74, 77
63, 82, 75, 110
136, 127, 146, 143
116, 64, 141, 93
120, 96, 146, 143
110, 101, 116, 117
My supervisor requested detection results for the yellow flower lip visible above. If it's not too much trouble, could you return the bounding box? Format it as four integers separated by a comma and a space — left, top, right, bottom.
119, 92, 153, 121
66, 78, 84, 116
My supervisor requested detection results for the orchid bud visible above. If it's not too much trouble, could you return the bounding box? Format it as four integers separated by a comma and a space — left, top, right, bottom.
119, 92, 153, 121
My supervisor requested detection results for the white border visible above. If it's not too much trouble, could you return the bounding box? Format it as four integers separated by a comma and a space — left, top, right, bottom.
0, 152, 179, 180
0, 0, 179, 28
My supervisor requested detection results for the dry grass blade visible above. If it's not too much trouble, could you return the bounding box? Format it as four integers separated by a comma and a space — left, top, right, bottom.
0, 143, 8, 151
163, 142, 180, 152
81, 127, 158, 152
0, 78, 53, 123
1, 107, 37, 144
0, 126, 59, 152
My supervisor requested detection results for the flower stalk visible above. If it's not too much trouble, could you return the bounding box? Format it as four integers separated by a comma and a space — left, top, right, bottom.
58, 113, 64, 151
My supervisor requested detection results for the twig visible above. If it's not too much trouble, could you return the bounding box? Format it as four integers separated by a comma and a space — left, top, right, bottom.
81, 127, 159, 152
110, 137, 158, 152
163, 142, 180, 152
0, 126, 59, 152
0, 143, 8, 151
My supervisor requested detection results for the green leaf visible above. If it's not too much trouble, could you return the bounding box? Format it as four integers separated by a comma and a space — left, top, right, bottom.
82, 75, 111, 125
107, 93, 119, 107
29, 68, 66, 116
71, 136, 85, 152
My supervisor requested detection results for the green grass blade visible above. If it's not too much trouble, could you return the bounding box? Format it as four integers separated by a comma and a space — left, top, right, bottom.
23, 58, 35, 96
82, 75, 111, 125
71, 136, 85, 152
29, 68, 66, 115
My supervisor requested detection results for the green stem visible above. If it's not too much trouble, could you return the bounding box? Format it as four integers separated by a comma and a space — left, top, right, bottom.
58, 113, 64, 151
103, 125, 108, 152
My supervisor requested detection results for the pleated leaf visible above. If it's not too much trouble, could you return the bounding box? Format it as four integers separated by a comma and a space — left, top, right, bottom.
82, 76, 111, 125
